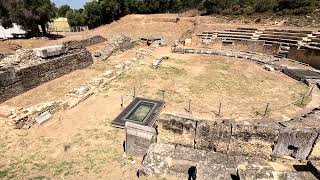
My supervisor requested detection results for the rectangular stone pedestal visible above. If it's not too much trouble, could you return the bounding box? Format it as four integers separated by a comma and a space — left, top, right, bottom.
125, 122, 157, 157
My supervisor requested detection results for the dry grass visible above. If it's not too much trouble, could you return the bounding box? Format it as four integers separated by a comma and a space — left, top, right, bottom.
111, 47, 308, 120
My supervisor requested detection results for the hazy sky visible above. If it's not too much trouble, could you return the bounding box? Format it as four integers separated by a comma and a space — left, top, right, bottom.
53, 0, 87, 9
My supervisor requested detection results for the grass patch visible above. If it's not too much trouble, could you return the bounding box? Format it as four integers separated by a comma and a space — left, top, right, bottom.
294, 93, 312, 108
0, 170, 8, 178
54, 161, 74, 176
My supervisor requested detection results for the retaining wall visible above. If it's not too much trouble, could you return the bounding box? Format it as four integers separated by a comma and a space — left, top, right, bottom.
288, 46, 320, 69
0, 49, 93, 102
157, 114, 320, 160
63, 35, 107, 50
197, 39, 280, 56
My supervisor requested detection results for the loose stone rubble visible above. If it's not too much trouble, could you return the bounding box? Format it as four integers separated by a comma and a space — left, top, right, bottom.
94, 35, 135, 61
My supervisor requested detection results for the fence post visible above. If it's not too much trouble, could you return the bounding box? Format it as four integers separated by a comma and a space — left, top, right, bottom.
218, 102, 222, 117
121, 96, 124, 109
263, 103, 270, 117
133, 87, 136, 99
188, 100, 191, 113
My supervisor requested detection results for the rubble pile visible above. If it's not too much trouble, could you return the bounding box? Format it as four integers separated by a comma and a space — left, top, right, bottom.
95, 34, 135, 60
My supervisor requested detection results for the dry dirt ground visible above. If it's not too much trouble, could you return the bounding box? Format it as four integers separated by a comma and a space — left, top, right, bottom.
0, 45, 309, 179
0, 14, 314, 179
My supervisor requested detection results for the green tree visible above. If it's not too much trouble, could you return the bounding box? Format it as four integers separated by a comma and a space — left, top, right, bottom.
58, 4, 71, 17
84, 1, 102, 28
0, 0, 56, 36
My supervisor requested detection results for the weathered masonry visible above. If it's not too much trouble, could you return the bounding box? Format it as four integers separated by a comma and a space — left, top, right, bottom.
0, 45, 93, 103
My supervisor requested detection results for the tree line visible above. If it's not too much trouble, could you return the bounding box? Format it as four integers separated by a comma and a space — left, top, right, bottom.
0, 0, 319, 36
62, 0, 320, 29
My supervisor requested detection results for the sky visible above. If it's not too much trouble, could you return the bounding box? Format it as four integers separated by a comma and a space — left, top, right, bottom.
53, 0, 88, 9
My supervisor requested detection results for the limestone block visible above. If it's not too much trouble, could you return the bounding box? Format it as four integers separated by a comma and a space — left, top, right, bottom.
115, 63, 125, 70
0, 68, 16, 86
101, 70, 114, 78
33, 45, 66, 58
35, 111, 52, 125
272, 128, 318, 160
125, 122, 157, 157
272, 171, 317, 180
77, 85, 89, 95
124, 60, 132, 66
197, 161, 232, 180
195, 120, 232, 153
157, 114, 196, 147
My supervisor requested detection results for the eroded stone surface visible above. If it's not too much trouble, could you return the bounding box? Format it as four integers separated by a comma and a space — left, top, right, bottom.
272, 128, 318, 160
125, 122, 157, 157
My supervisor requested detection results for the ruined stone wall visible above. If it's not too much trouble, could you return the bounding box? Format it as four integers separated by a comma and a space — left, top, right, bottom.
288, 46, 320, 69
63, 35, 107, 50
157, 114, 319, 160
0, 49, 93, 102
194, 38, 279, 55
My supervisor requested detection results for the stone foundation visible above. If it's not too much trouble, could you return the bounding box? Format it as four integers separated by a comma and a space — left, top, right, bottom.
0, 49, 93, 103
157, 114, 319, 160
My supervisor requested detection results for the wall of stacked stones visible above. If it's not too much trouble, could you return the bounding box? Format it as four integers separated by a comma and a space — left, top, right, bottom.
199, 39, 280, 56
63, 35, 107, 50
158, 114, 319, 160
288, 45, 320, 69
0, 50, 93, 102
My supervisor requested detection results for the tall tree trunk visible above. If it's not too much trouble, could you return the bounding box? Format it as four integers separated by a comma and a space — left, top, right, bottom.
40, 23, 47, 36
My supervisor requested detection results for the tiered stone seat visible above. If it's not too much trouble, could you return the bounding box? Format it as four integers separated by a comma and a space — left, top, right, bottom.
216, 28, 255, 40
259, 29, 312, 45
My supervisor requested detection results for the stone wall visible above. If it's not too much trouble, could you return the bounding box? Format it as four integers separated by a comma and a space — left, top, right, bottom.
0, 49, 93, 103
140, 143, 317, 179
288, 46, 320, 69
157, 114, 319, 160
95, 35, 135, 61
63, 35, 107, 50
195, 39, 280, 56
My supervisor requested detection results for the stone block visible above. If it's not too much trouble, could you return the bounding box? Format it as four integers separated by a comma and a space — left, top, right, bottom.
197, 161, 232, 180
227, 122, 279, 159
272, 128, 318, 160
273, 171, 318, 180
264, 65, 275, 71
125, 122, 157, 157
0, 68, 16, 87
157, 114, 196, 147
35, 111, 52, 125
195, 120, 231, 153
33, 45, 66, 58
77, 85, 89, 95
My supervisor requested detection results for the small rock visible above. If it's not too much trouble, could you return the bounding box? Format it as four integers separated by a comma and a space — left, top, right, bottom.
94, 51, 102, 57
115, 63, 125, 70
124, 60, 132, 66
101, 70, 113, 78
77, 86, 89, 95
89, 78, 104, 87
35, 111, 52, 125
264, 65, 275, 71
